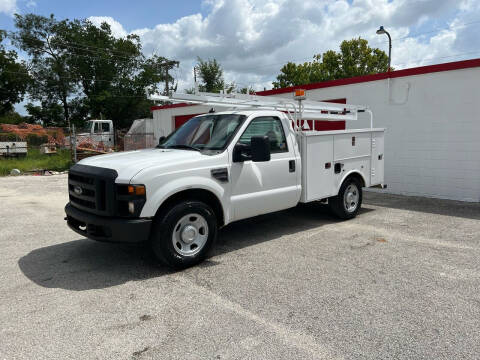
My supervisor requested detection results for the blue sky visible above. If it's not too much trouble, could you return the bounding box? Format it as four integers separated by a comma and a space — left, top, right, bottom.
1, 0, 207, 31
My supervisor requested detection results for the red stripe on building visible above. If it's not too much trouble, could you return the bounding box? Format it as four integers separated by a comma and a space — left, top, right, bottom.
256, 58, 480, 96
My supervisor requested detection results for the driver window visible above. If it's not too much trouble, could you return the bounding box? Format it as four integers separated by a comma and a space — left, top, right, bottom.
238, 116, 288, 153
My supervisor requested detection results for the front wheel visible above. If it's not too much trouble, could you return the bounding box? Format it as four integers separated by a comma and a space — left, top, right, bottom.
150, 200, 218, 269
329, 178, 363, 219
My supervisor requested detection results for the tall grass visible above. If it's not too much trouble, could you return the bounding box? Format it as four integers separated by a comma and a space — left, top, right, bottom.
0, 148, 72, 176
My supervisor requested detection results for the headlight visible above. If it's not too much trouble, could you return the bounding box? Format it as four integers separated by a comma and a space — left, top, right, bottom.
128, 201, 135, 214
116, 184, 146, 217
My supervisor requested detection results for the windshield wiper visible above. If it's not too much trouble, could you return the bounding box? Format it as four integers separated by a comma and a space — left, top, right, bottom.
166, 144, 202, 152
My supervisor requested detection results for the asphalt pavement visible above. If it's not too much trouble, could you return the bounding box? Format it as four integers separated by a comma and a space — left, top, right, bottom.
1, 174, 479, 359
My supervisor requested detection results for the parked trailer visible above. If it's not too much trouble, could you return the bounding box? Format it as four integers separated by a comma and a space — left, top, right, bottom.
0, 142, 27, 157
64, 91, 385, 268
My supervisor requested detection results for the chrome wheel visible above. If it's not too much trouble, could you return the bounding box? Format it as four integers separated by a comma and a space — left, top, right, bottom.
343, 183, 359, 213
172, 213, 209, 256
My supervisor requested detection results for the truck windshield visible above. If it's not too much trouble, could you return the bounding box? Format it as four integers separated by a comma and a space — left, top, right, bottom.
78, 122, 93, 133
159, 114, 246, 151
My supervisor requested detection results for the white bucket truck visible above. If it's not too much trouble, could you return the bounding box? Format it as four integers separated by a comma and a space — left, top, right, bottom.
65, 91, 385, 268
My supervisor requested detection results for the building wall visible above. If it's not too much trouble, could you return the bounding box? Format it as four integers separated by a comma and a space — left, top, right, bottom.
269, 67, 480, 202
152, 105, 217, 139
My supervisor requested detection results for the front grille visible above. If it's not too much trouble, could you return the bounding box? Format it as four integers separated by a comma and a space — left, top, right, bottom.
68, 164, 118, 216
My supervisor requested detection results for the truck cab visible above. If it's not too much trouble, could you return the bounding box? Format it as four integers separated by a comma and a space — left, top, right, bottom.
65, 94, 384, 269
73, 120, 115, 148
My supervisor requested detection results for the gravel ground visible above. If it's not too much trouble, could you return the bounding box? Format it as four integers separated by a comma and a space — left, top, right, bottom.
0, 174, 479, 360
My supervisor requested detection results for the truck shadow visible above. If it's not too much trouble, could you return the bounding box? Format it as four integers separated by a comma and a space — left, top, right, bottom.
18, 203, 373, 291
214, 203, 371, 255
363, 191, 480, 221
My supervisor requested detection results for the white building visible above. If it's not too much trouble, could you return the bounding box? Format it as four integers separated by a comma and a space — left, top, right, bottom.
151, 59, 480, 202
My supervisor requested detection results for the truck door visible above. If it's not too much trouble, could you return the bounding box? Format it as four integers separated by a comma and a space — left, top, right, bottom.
230, 116, 300, 221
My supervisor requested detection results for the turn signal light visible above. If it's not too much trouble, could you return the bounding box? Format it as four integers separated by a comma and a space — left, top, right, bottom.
128, 185, 146, 196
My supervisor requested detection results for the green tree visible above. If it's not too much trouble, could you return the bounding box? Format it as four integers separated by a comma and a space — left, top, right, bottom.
11, 14, 77, 128
25, 101, 64, 126
0, 110, 28, 124
11, 14, 177, 129
273, 38, 389, 88
238, 86, 255, 94
196, 57, 227, 93
0, 30, 30, 116
64, 20, 169, 128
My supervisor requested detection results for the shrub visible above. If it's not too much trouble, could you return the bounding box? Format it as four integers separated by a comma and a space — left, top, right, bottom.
26, 133, 48, 146
0, 133, 18, 141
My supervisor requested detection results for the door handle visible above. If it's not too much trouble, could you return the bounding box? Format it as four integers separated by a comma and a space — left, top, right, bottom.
289, 160, 295, 173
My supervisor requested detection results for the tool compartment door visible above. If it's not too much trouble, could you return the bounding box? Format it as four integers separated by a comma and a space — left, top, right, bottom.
300, 134, 335, 202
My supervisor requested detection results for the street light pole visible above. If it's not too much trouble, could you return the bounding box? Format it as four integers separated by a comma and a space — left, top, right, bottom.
376, 26, 392, 71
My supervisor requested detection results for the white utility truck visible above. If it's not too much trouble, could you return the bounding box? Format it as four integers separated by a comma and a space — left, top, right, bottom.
65, 91, 385, 268
67, 119, 115, 148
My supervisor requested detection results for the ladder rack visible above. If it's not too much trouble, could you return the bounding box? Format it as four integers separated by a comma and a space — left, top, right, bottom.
149, 91, 374, 130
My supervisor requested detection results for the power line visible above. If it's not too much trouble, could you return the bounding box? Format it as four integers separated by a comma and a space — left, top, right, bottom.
393, 19, 480, 42
6, 30, 144, 59
392, 50, 480, 68
7, 31, 178, 69
1, 69, 166, 94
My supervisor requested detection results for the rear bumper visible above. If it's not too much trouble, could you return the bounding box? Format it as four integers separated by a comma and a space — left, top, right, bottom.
65, 203, 152, 243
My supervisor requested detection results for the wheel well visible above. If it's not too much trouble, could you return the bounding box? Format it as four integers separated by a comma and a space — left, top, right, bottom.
345, 172, 366, 188
155, 189, 225, 227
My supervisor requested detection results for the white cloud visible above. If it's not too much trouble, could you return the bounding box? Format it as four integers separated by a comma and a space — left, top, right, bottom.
0, 0, 17, 15
88, 16, 128, 38
88, 0, 477, 91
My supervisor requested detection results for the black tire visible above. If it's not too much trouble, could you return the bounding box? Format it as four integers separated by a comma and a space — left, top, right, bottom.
329, 177, 363, 219
150, 200, 218, 269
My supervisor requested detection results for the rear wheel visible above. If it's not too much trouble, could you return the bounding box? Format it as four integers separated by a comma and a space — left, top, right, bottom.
329, 177, 362, 219
150, 200, 217, 269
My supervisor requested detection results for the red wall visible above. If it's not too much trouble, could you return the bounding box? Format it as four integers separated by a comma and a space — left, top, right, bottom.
307, 98, 346, 131
174, 114, 203, 129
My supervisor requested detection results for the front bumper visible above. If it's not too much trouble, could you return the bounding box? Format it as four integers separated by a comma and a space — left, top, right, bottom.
65, 203, 152, 243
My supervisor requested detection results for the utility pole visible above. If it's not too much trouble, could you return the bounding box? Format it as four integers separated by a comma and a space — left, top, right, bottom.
193, 66, 199, 94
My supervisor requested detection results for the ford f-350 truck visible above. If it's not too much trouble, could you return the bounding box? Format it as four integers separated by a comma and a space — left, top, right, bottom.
65, 91, 385, 268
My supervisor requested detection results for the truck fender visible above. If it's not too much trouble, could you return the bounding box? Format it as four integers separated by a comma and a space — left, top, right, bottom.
140, 176, 228, 221
336, 171, 367, 194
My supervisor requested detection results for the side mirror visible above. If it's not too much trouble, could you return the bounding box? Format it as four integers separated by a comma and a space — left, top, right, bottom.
251, 135, 271, 162
233, 143, 250, 162
158, 136, 166, 146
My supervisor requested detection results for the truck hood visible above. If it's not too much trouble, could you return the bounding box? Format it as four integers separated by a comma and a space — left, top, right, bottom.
78, 148, 205, 183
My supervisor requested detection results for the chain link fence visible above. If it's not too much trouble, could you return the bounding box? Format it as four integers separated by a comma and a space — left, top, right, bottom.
123, 133, 157, 151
